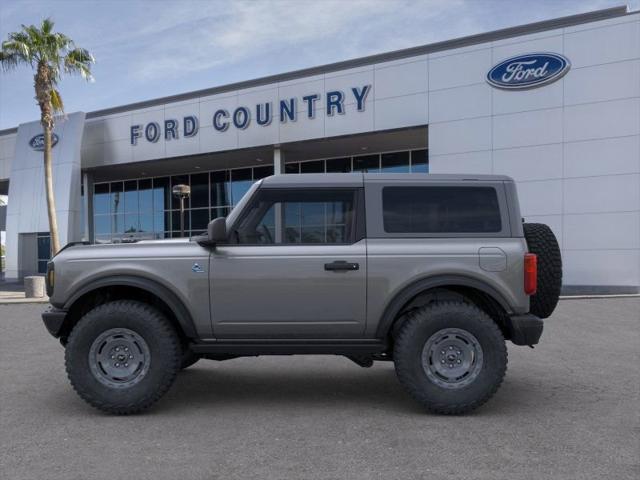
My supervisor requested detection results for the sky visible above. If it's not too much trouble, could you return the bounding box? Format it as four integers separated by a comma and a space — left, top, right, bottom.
0, 0, 636, 130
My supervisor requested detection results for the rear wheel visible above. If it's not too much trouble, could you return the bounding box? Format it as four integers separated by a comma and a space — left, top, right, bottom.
394, 301, 507, 414
65, 300, 181, 414
523, 222, 562, 319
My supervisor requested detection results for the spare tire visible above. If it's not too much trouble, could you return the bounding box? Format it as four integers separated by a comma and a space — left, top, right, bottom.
523, 223, 562, 319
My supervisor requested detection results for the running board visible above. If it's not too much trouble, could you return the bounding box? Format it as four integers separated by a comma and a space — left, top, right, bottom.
190, 339, 388, 356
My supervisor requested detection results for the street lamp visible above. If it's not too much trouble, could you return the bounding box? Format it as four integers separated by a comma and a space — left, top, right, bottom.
172, 184, 191, 237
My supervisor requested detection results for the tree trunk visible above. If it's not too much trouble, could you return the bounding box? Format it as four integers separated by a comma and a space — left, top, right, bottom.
35, 63, 61, 256
43, 122, 61, 255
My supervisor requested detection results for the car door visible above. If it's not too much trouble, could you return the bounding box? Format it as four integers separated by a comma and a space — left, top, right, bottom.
209, 186, 366, 338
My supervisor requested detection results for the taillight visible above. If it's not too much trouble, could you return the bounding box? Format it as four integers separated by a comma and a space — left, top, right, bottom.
524, 253, 537, 295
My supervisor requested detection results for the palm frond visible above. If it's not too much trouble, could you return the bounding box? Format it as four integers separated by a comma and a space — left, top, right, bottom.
64, 47, 94, 81
41, 18, 54, 35
50, 88, 64, 113
0, 51, 20, 70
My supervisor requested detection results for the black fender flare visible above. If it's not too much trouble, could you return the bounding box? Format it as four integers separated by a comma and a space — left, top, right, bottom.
62, 275, 197, 338
375, 274, 513, 338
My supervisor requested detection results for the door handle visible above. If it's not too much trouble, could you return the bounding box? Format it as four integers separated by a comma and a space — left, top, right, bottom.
324, 261, 359, 271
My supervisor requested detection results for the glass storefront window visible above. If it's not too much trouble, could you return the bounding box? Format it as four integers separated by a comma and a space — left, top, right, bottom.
211, 206, 230, 220
230, 168, 252, 205
190, 173, 209, 208
253, 165, 272, 180
381, 151, 410, 173
37, 232, 50, 274
153, 177, 170, 211
300, 160, 324, 173
110, 182, 123, 216
190, 208, 209, 232
211, 171, 230, 208
124, 180, 138, 213
171, 175, 190, 209
411, 149, 429, 173
171, 210, 190, 234
139, 179, 153, 212
94, 183, 110, 215
326, 157, 351, 173
353, 154, 380, 172
285, 163, 300, 174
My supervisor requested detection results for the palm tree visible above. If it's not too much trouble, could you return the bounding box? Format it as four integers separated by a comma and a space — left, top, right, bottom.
0, 18, 94, 255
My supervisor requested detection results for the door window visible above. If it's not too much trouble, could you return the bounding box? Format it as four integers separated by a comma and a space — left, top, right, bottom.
232, 189, 359, 245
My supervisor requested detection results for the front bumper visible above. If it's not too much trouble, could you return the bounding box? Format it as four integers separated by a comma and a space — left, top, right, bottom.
507, 313, 543, 346
42, 307, 68, 338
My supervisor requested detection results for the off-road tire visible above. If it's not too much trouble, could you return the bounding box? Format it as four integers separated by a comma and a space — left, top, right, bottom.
65, 300, 181, 414
523, 222, 562, 319
180, 349, 200, 370
394, 301, 507, 414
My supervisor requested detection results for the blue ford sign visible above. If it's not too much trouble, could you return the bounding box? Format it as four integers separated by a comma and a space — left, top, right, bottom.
29, 133, 59, 151
487, 53, 570, 90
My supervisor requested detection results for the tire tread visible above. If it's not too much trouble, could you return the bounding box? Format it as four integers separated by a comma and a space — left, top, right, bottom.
65, 300, 181, 415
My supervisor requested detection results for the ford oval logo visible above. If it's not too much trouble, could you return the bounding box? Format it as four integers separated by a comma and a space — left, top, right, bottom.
29, 133, 59, 151
487, 53, 570, 90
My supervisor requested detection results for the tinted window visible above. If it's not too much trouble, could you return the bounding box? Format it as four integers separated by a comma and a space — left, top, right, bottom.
383, 186, 501, 233
234, 189, 357, 245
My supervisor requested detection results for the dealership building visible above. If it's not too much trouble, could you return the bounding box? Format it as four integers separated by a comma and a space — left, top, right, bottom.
0, 5, 639, 293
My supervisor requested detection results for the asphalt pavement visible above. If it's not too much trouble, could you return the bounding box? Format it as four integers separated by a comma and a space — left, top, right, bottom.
1, 298, 639, 480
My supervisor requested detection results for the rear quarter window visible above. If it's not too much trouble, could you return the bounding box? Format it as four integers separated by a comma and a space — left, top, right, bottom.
382, 186, 502, 233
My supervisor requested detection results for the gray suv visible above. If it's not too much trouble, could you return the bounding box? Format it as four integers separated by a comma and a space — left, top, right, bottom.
42, 173, 562, 414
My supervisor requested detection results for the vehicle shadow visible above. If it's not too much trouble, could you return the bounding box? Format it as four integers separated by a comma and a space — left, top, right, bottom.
157, 360, 425, 415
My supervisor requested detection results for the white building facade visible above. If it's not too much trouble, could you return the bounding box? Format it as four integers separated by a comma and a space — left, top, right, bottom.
0, 6, 639, 293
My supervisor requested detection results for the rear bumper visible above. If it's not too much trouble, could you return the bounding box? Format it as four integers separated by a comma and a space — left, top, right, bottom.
507, 313, 543, 346
42, 307, 68, 338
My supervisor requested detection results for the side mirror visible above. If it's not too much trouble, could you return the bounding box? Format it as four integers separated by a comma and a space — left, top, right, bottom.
207, 217, 227, 244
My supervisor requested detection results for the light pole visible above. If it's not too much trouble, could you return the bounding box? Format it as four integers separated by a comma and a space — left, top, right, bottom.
172, 184, 191, 237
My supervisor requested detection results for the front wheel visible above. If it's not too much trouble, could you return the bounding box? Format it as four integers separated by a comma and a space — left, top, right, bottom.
393, 301, 507, 414
65, 300, 181, 414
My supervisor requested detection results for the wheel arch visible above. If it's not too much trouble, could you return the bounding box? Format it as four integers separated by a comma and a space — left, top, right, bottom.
59, 275, 197, 343
375, 274, 513, 340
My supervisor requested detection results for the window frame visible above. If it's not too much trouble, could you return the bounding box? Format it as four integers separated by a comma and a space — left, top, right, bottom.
226, 187, 365, 246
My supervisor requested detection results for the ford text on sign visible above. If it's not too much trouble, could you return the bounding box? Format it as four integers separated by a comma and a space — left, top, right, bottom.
487, 53, 570, 90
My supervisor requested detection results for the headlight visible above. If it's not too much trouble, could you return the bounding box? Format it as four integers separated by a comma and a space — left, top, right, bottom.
46, 262, 54, 297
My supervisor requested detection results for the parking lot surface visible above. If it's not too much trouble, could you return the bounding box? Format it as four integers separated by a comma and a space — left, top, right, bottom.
1, 298, 639, 480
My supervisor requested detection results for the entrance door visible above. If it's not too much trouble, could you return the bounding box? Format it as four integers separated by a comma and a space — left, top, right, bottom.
210, 187, 366, 338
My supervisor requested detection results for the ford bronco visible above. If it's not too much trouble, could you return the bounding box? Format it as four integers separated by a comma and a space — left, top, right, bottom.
42, 173, 562, 414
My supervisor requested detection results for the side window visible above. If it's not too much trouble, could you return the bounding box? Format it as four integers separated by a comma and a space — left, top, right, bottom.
233, 189, 358, 245
382, 186, 502, 234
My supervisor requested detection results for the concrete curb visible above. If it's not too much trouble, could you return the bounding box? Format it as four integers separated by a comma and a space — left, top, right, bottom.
0, 297, 50, 305
560, 294, 640, 300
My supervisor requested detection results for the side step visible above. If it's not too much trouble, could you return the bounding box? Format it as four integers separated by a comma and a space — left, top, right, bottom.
190, 339, 388, 356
